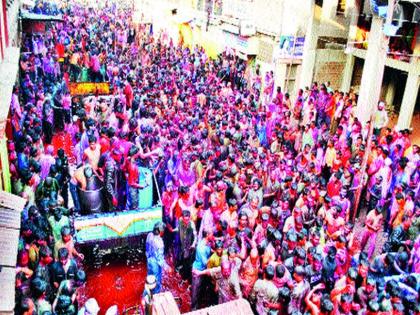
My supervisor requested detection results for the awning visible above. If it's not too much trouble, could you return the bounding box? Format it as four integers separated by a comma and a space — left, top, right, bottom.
0, 191, 26, 313
20, 10, 64, 22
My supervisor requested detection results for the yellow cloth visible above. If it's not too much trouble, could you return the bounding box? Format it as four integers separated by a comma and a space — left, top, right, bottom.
324, 147, 336, 168
207, 251, 226, 268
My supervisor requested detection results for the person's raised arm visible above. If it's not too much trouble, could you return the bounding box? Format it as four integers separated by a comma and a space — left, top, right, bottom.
305, 283, 325, 315
16, 266, 33, 278
72, 246, 84, 261
393, 258, 407, 275
238, 235, 247, 260
192, 266, 220, 277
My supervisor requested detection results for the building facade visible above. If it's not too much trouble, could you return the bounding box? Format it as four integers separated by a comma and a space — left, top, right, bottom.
0, 0, 20, 192
142, 0, 420, 131
343, 0, 420, 129
144, 0, 355, 95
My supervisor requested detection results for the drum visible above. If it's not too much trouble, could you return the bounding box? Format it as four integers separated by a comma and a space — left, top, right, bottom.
77, 176, 105, 215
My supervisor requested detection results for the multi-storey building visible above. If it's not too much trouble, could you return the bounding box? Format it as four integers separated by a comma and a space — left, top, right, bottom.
136, 0, 419, 131
344, 0, 419, 129
143, 0, 354, 94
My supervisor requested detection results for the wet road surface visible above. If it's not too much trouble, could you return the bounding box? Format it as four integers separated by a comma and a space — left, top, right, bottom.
78, 248, 191, 314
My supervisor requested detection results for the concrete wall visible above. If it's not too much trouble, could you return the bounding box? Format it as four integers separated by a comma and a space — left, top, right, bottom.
221, 0, 312, 37
280, 0, 312, 36
313, 48, 347, 89
222, 0, 254, 20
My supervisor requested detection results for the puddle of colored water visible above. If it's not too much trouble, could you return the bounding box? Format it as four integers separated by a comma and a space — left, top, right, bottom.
78, 250, 191, 314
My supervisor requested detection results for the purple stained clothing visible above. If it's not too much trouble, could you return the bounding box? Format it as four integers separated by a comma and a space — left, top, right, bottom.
266, 117, 275, 140
43, 57, 55, 74
131, 45, 138, 56
40, 154, 56, 179
267, 102, 277, 113
317, 91, 329, 112
44, 106, 54, 124
311, 127, 319, 143
73, 142, 84, 167
177, 164, 196, 187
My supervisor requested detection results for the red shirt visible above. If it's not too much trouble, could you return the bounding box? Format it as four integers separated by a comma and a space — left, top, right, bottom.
327, 180, 342, 198
331, 158, 343, 173
124, 83, 133, 108
126, 159, 139, 187
99, 136, 110, 155
341, 150, 352, 168
56, 43, 65, 59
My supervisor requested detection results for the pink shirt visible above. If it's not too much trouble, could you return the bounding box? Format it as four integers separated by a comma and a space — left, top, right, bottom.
91, 55, 100, 72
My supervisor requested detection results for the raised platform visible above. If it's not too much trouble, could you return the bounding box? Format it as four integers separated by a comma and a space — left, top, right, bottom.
0, 191, 26, 314
152, 292, 253, 315
74, 206, 162, 244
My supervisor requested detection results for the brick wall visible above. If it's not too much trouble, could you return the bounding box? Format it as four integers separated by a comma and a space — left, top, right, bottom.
313, 49, 347, 89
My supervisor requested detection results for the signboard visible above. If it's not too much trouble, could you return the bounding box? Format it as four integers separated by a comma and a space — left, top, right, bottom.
74, 206, 162, 243
68, 82, 111, 96
277, 36, 305, 59
222, 31, 258, 55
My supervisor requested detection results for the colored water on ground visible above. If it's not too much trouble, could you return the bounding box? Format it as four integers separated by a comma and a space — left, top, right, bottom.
78, 249, 191, 314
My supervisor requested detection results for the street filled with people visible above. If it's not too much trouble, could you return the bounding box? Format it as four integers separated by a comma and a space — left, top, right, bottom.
10, 0, 420, 314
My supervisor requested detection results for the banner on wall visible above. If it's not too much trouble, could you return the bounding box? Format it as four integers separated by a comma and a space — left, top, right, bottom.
178, 23, 221, 59
68, 82, 111, 96
222, 31, 258, 56
277, 36, 305, 59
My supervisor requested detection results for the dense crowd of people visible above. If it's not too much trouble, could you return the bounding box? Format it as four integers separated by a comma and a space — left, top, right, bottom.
8, 0, 419, 314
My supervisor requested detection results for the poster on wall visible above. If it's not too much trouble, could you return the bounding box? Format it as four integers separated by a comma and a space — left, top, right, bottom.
214, 0, 223, 15
277, 36, 305, 59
